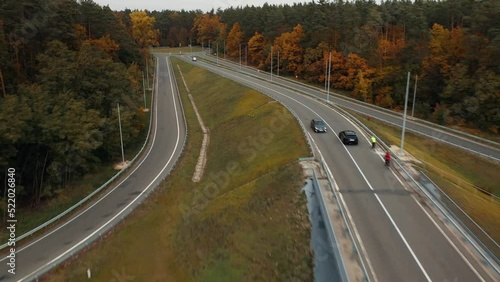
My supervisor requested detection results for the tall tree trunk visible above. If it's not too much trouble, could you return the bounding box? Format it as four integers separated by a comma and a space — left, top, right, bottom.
12, 42, 22, 81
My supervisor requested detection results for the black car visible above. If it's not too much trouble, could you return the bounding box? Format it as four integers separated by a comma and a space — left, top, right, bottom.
310, 119, 327, 133
339, 130, 359, 145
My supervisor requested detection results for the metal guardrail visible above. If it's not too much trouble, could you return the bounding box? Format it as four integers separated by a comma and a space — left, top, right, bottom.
418, 171, 500, 263
27, 55, 190, 281
316, 151, 371, 282
203, 54, 500, 150
337, 106, 500, 162
0, 58, 159, 251
182, 54, 499, 275
186, 54, 365, 279
260, 74, 500, 161
311, 169, 349, 282
331, 103, 500, 275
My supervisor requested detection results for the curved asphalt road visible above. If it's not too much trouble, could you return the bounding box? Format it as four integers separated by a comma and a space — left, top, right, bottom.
0, 55, 186, 281
197, 53, 500, 162
183, 55, 499, 282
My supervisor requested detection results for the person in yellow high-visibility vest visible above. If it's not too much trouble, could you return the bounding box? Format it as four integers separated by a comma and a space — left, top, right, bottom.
371, 136, 376, 149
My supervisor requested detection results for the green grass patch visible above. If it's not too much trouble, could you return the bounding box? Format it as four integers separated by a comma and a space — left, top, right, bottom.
47, 57, 312, 281
351, 112, 500, 243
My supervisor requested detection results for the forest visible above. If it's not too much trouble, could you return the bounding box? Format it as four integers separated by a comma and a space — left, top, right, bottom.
0, 0, 157, 208
1, 0, 499, 208
153, 0, 499, 133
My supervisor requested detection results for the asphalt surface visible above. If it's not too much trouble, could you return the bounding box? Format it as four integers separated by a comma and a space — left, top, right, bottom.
198, 53, 500, 162
0, 55, 186, 281
183, 54, 499, 282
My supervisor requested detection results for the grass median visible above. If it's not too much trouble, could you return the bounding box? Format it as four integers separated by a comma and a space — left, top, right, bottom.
351, 113, 500, 245
47, 57, 312, 281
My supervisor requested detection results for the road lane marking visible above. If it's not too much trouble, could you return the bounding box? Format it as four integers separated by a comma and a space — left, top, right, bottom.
198, 64, 433, 281
1, 59, 161, 262
309, 133, 379, 282
339, 112, 491, 281
19, 56, 182, 281
206, 56, 500, 157
411, 192, 488, 281
186, 59, 490, 280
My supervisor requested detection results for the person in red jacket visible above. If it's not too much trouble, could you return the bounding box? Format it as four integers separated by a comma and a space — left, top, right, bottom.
385, 151, 391, 167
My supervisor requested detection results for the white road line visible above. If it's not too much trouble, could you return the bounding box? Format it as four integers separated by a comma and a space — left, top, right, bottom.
340, 110, 490, 281
1, 59, 161, 261
0, 60, 158, 262
332, 127, 433, 282
413, 191, 487, 281
19, 56, 182, 281
389, 162, 489, 281
309, 134, 379, 282
204, 66, 433, 281
195, 59, 489, 280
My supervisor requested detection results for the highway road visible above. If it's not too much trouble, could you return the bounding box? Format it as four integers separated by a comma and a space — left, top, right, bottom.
0, 55, 186, 281
198, 53, 500, 162
182, 55, 499, 282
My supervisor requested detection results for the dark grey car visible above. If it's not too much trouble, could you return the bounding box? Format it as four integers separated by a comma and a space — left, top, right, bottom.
310, 119, 327, 133
339, 130, 359, 145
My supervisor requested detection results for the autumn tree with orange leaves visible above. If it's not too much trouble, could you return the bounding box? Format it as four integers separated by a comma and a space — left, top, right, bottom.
130, 11, 160, 48
248, 32, 266, 68
226, 23, 244, 58
272, 24, 304, 76
192, 14, 226, 46
85, 34, 120, 59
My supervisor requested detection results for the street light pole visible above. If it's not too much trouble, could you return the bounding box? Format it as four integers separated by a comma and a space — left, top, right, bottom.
271, 46, 273, 81
327, 52, 332, 101
401, 72, 411, 156
239, 44, 242, 71
142, 71, 146, 109
324, 55, 328, 92
411, 75, 418, 117
216, 42, 219, 65
117, 103, 125, 164
145, 58, 149, 89
277, 51, 280, 76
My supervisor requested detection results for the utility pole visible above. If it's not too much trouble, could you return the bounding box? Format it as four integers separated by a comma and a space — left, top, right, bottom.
271, 46, 273, 81
401, 72, 411, 156
277, 51, 280, 76
145, 58, 149, 89
142, 71, 147, 109
411, 75, 418, 117
327, 52, 332, 101
117, 103, 125, 164
324, 55, 328, 92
